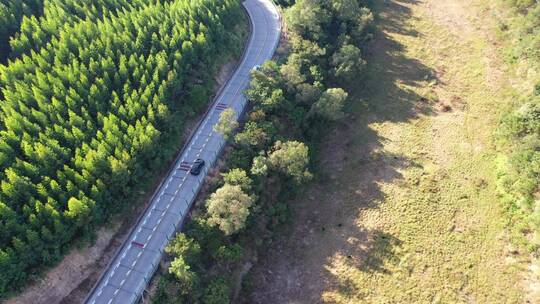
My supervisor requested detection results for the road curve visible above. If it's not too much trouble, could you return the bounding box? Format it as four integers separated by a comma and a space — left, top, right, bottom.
85, 1, 281, 303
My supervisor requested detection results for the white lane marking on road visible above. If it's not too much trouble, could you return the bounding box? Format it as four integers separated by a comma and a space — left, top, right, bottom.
93, 1, 279, 300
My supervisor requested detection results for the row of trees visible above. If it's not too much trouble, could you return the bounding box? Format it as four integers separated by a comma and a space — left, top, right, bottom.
154, 0, 374, 303
0, 0, 245, 296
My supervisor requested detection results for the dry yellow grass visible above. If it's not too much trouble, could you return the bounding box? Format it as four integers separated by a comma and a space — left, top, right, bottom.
246, 0, 529, 303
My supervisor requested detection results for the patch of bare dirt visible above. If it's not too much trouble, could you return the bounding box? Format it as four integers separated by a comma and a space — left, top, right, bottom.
216, 62, 237, 86
7, 229, 115, 304
426, 0, 474, 36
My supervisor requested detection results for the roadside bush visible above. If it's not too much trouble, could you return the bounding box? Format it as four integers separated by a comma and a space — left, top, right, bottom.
202, 277, 231, 304
154, 0, 373, 302
500, 95, 540, 246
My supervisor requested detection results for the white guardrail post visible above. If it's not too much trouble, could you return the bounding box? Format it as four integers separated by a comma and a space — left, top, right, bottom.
84, 1, 281, 303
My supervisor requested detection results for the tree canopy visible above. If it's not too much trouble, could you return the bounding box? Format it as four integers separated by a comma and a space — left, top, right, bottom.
214, 108, 239, 140
310, 88, 348, 120
268, 140, 312, 182
206, 184, 253, 236
0, 0, 244, 294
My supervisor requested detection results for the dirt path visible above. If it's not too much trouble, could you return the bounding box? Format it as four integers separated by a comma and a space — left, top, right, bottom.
245, 0, 527, 303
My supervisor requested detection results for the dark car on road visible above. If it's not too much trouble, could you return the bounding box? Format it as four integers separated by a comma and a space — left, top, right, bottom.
190, 158, 205, 175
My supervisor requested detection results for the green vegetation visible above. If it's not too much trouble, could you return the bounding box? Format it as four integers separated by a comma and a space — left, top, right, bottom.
503, 0, 540, 66
153, 0, 374, 303
244, 0, 528, 302
155, 0, 540, 302
497, 1, 540, 251
214, 108, 239, 140
9, 0, 171, 59
0, 0, 245, 296
206, 184, 254, 236
0, 0, 43, 61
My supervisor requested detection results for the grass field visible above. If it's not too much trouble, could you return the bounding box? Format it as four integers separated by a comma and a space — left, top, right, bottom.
245, 0, 531, 303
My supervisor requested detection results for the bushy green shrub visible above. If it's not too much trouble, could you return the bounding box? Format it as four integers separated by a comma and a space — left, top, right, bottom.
153, 1, 374, 303
202, 277, 231, 304
498, 0, 540, 251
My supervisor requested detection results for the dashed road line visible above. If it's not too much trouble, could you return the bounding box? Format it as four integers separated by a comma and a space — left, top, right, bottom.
89, 1, 280, 302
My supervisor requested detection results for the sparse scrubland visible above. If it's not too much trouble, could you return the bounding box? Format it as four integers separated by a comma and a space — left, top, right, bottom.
496, 0, 540, 301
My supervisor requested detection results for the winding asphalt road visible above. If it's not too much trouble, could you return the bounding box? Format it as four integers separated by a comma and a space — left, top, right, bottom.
85, 1, 280, 303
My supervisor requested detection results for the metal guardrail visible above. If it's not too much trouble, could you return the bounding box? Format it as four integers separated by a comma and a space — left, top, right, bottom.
83, 1, 281, 303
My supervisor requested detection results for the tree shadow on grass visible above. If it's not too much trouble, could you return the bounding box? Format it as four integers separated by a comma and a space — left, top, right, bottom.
356, 0, 436, 122
335, 228, 403, 275
245, 0, 438, 303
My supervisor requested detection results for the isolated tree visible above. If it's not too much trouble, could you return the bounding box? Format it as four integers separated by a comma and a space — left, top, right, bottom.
222, 168, 252, 192
214, 108, 239, 140
295, 82, 322, 104
202, 277, 231, 304
268, 140, 312, 182
214, 243, 244, 265
331, 0, 361, 22
280, 54, 306, 89
310, 88, 348, 121
64, 197, 92, 228
349, 7, 374, 43
206, 184, 253, 235
285, 38, 326, 83
285, 0, 330, 42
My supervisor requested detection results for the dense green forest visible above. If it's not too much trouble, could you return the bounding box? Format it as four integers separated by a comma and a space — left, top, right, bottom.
498, 0, 540, 252
153, 0, 374, 302
8, 0, 179, 59
0, 0, 44, 62
0, 0, 244, 296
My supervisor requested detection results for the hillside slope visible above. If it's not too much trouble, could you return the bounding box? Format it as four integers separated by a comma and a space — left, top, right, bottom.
0, 0, 245, 297
245, 0, 528, 302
